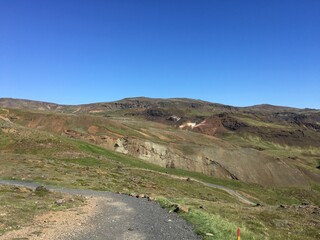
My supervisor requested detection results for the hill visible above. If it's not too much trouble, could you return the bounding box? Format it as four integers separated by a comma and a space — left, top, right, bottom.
1, 97, 320, 186
1, 97, 320, 239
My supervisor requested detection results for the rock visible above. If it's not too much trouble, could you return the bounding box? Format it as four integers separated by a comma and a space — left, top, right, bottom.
178, 205, 189, 213
35, 186, 50, 196
55, 199, 64, 206
148, 196, 155, 201
172, 204, 189, 213
114, 138, 129, 154
137, 194, 146, 198
35, 185, 49, 192
129, 193, 136, 197
167, 115, 181, 122
279, 204, 288, 209
298, 204, 308, 209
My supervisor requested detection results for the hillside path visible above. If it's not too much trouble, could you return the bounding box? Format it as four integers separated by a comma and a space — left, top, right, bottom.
0, 180, 199, 240
123, 168, 256, 205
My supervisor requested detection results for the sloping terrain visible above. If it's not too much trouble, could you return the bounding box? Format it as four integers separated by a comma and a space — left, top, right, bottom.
1, 98, 319, 187
0, 98, 320, 239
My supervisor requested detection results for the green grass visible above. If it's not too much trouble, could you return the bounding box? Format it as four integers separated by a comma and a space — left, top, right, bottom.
187, 209, 260, 240
157, 196, 261, 240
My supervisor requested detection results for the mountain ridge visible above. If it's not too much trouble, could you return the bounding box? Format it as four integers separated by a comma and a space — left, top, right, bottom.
1, 97, 318, 111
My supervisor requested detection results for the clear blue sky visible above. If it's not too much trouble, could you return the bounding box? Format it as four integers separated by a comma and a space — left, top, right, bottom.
1, 0, 319, 108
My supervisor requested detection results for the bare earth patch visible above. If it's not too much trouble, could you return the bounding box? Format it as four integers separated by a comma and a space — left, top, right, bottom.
0, 197, 102, 240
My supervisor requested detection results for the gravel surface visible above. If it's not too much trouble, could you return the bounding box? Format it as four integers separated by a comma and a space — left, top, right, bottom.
0, 180, 200, 240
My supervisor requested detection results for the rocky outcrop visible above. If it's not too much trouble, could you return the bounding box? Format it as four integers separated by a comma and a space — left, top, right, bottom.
114, 138, 129, 154
113, 137, 311, 187
114, 137, 236, 178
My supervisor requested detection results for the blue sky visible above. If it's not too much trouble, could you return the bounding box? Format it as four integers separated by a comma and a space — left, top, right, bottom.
0, 0, 319, 108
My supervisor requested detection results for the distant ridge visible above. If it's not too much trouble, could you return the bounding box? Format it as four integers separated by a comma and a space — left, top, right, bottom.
1, 97, 316, 112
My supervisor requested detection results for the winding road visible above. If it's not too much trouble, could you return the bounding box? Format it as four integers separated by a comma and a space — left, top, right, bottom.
0, 171, 256, 240
0, 180, 199, 240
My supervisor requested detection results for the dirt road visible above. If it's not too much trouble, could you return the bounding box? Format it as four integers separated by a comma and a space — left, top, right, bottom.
0, 180, 199, 240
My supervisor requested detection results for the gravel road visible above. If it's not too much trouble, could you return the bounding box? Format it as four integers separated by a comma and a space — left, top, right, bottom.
0, 180, 200, 240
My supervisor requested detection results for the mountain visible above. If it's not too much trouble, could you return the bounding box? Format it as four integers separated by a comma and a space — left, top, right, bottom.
1, 97, 320, 146
0, 97, 235, 113
1, 97, 320, 187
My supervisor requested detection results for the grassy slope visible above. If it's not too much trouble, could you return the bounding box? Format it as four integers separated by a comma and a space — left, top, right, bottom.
223, 132, 320, 173
1, 121, 320, 240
